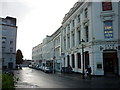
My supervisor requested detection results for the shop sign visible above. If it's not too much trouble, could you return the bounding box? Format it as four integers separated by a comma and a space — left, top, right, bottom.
104, 21, 113, 39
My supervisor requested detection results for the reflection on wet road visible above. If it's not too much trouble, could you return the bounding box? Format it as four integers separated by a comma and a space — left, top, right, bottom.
14, 67, 120, 88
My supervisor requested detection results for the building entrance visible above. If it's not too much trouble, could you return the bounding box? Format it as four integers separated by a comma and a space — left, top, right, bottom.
8, 62, 13, 69
103, 50, 118, 75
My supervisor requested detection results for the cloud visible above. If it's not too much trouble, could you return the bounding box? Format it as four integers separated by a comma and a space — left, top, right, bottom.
0, 1, 32, 23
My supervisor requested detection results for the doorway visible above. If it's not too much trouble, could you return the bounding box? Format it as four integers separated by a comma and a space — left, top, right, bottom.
8, 62, 13, 69
103, 50, 118, 75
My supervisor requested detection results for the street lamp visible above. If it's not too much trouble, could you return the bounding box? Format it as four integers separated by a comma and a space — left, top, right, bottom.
81, 39, 85, 79
53, 56, 56, 73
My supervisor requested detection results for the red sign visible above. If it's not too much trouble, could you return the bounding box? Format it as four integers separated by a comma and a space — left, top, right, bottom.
102, 2, 112, 11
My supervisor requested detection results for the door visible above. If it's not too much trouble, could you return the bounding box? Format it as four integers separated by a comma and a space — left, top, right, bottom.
104, 58, 114, 74
8, 62, 13, 69
103, 50, 118, 75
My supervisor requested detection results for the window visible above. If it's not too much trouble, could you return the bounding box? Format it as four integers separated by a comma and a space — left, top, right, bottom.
2, 30, 7, 36
10, 31, 14, 36
64, 28, 66, 35
68, 24, 70, 31
84, 8, 88, 18
72, 33, 75, 47
10, 58, 12, 61
72, 54, 75, 68
2, 47, 5, 52
10, 41, 13, 44
85, 26, 89, 42
72, 20, 75, 27
2, 58, 4, 62
64, 38, 66, 50
77, 53, 81, 68
85, 51, 89, 69
97, 64, 102, 69
77, 30, 81, 44
77, 14, 80, 23
104, 21, 113, 39
102, 1, 112, 11
67, 55, 70, 66
10, 48, 13, 52
67, 35, 70, 48
2, 41, 5, 44
64, 57, 65, 67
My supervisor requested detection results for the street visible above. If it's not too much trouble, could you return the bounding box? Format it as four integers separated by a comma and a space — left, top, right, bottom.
14, 67, 120, 88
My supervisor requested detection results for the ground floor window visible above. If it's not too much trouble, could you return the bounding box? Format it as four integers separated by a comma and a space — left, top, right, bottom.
77, 53, 81, 68
67, 55, 70, 66
85, 51, 89, 69
72, 54, 75, 68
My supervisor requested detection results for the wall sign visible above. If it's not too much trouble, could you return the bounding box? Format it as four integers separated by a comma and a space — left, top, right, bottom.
102, 1, 112, 11
104, 21, 113, 39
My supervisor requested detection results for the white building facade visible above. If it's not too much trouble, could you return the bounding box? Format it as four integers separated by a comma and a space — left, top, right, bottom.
61, 1, 120, 76
32, 27, 62, 71
0, 16, 17, 69
32, 1, 120, 76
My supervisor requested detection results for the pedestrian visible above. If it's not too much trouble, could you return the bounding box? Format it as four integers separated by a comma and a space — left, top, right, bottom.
87, 65, 92, 79
68, 65, 72, 73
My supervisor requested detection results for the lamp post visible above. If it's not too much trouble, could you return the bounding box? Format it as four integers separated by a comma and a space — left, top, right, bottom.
53, 56, 56, 73
53, 39, 56, 73
81, 39, 85, 79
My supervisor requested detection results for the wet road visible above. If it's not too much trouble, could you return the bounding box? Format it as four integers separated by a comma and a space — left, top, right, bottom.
14, 67, 120, 88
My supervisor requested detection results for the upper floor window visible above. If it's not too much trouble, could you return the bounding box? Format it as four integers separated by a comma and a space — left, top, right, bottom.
10, 41, 13, 44
77, 14, 80, 23
2, 30, 7, 36
72, 33, 75, 47
102, 1, 112, 11
72, 20, 75, 27
10, 31, 14, 36
64, 38, 66, 50
84, 8, 88, 18
78, 30, 81, 44
67, 35, 70, 48
68, 24, 70, 31
64, 28, 66, 35
2, 47, 5, 52
85, 26, 89, 42
2, 40, 5, 43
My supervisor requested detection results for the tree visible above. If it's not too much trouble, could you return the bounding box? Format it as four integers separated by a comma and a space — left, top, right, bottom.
16, 49, 23, 68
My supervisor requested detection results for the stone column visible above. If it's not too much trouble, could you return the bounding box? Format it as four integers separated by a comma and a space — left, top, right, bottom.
70, 54, 72, 67
75, 53, 78, 72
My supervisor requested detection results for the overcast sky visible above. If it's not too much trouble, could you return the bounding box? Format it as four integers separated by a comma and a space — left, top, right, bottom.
0, 0, 79, 59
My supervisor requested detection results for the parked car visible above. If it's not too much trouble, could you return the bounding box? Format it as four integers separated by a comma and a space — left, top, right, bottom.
44, 66, 52, 73
28, 64, 33, 68
39, 65, 43, 71
35, 64, 40, 70
41, 66, 45, 71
